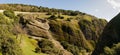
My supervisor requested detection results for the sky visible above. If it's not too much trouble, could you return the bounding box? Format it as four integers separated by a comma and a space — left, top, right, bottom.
0, 0, 120, 21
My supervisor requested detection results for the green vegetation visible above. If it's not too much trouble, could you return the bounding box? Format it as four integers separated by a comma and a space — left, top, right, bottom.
0, 53, 2, 55
49, 20, 94, 52
92, 13, 120, 55
20, 34, 46, 55
104, 43, 120, 55
0, 34, 22, 55
0, 4, 85, 16
61, 41, 80, 55
58, 15, 64, 19
78, 17, 107, 41
48, 14, 107, 54
37, 39, 62, 55
66, 18, 73, 21
0, 10, 22, 55
46, 12, 52, 15
48, 15, 57, 20
3, 10, 15, 18
0, 4, 108, 55
0, 10, 47, 55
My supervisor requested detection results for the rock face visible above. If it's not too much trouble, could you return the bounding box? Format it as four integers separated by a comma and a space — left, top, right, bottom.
92, 13, 120, 55
22, 15, 50, 38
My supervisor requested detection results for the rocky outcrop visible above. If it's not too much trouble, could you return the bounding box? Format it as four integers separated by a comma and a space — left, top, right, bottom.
19, 14, 49, 38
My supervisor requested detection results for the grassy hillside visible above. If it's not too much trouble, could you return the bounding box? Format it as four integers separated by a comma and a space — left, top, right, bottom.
0, 4, 85, 16
0, 10, 47, 55
0, 12, 22, 55
0, 4, 107, 55
20, 34, 46, 55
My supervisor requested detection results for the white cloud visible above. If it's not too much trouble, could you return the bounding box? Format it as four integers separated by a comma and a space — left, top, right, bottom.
107, 0, 120, 12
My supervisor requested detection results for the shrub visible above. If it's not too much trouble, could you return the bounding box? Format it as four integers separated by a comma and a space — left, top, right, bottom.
104, 47, 113, 55
37, 39, 61, 55
35, 47, 41, 53
58, 15, 64, 19
3, 10, 15, 18
38, 39, 54, 48
0, 13, 22, 55
69, 11, 79, 16
66, 18, 73, 21
103, 43, 120, 55
46, 12, 52, 15
48, 15, 57, 20
61, 41, 80, 55
0, 32, 22, 55
88, 40, 96, 49
0, 14, 4, 19
80, 50, 87, 55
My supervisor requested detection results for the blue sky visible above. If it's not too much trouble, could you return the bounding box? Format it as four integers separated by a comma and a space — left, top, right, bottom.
0, 0, 119, 21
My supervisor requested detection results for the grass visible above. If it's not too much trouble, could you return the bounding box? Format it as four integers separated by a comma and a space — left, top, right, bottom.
61, 15, 75, 19
16, 11, 77, 20
83, 15, 92, 22
0, 11, 47, 55
19, 34, 47, 55
0, 53, 2, 55
36, 13, 51, 18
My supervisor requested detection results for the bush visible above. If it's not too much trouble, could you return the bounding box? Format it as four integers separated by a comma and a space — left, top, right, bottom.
104, 47, 113, 55
35, 47, 41, 53
0, 13, 22, 55
37, 39, 61, 55
3, 10, 15, 18
46, 12, 52, 15
103, 43, 120, 55
58, 15, 64, 19
69, 11, 79, 16
61, 41, 80, 55
0, 32, 22, 55
38, 39, 54, 48
48, 15, 57, 20
66, 18, 73, 21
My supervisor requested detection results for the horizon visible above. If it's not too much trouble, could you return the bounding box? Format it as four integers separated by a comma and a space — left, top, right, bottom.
0, 0, 120, 21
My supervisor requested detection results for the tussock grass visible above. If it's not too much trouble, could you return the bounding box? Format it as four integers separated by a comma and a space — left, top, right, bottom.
20, 34, 47, 55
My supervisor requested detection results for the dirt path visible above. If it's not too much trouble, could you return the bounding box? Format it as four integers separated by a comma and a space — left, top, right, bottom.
0, 10, 45, 15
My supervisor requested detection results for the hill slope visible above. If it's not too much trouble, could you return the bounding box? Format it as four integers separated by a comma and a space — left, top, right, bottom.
92, 13, 120, 55
0, 4, 107, 55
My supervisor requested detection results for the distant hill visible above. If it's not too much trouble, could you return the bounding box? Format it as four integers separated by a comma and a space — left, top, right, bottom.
92, 13, 120, 55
